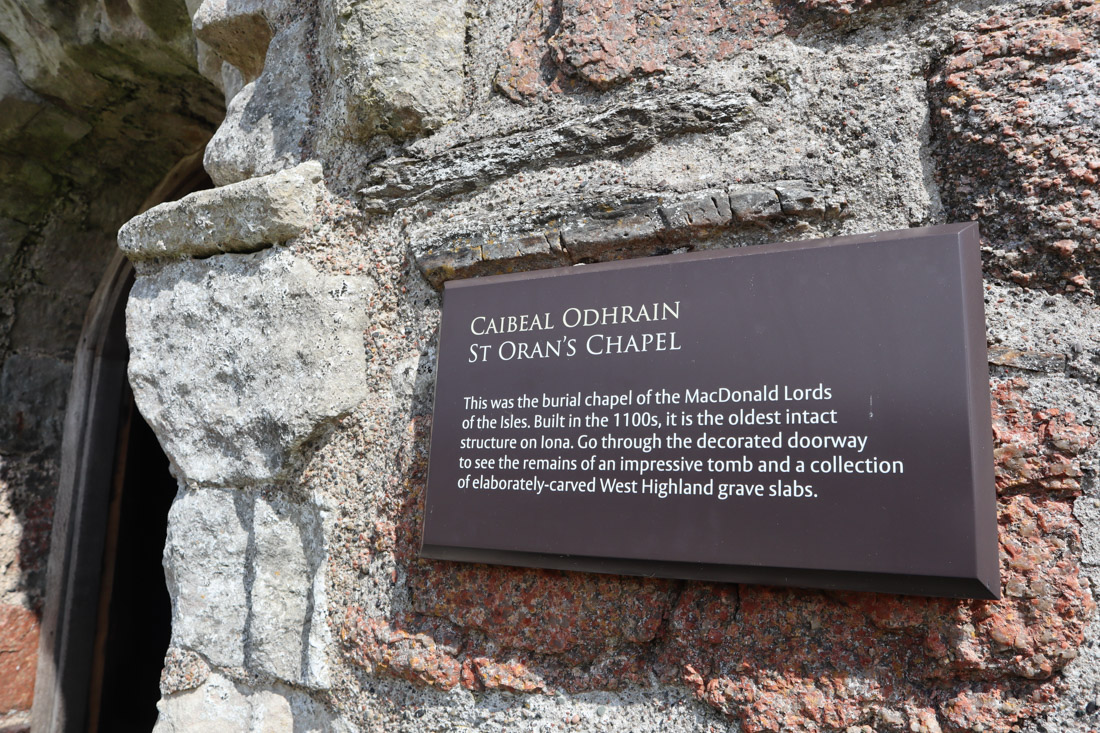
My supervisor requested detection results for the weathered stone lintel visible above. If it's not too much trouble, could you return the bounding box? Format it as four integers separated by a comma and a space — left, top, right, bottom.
359, 91, 756, 213
417, 182, 846, 288
117, 161, 324, 261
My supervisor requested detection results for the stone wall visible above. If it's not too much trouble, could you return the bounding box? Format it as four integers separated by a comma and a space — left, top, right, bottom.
0, 0, 222, 727
9, 0, 1100, 730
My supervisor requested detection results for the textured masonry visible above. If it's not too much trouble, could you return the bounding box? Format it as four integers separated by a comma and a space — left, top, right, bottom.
3, 0, 1099, 730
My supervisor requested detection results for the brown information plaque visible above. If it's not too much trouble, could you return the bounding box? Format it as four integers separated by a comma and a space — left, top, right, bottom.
421, 223, 998, 599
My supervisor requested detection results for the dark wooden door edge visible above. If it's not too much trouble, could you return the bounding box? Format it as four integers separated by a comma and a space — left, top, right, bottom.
31, 150, 211, 733
30, 252, 133, 733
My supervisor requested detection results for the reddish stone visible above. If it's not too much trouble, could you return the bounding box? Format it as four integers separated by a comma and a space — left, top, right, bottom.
493, 0, 917, 101
408, 561, 676, 660
496, 0, 788, 101
0, 604, 38, 714
468, 657, 547, 693
931, 0, 1100, 292
991, 379, 1093, 493
340, 609, 462, 691
337, 386, 1095, 731
159, 647, 210, 696
919, 493, 1093, 682
495, 0, 586, 101
940, 684, 1058, 733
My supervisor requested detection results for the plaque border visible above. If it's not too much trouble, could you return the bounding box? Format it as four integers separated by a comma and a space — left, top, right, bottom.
421, 223, 999, 600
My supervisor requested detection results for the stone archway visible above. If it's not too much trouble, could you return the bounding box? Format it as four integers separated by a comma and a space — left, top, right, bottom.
30, 157, 211, 733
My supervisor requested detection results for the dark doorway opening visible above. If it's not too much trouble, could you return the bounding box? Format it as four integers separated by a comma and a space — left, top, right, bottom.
31, 155, 212, 733
86, 389, 176, 733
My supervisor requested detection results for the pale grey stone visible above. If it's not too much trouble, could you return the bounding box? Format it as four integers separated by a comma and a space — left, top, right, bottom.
251, 496, 330, 687
126, 247, 372, 486
183, 0, 227, 90
192, 0, 272, 81
118, 161, 323, 260
321, 0, 466, 141
164, 488, 249, 667
154, 673, 255, 733
164, 489, 332, 687
1075, 496, 1100, 567
391, 356, 421, 406
198, 38, 228, 93
203, 19, 311, 186
221, 60, 246, 103
153, 672, 351, 733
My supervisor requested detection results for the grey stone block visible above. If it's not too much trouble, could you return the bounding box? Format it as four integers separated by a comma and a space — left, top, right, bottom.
192, 0, 272, 81
775, 181, 828, 218
560, 209, 665, 260
203, 19, 311, 186
164, 488, 249, 668
118, 161, 324, 260
324, 0, 467, 140
728, 185, 782, 221
659, 189, 732, 231
126, 248, 372, 486
152, 672, 351, 733
251, 496, 330, 687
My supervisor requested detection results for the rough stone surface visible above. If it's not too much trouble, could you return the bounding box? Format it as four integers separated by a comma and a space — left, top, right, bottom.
0, 459, 54, 612
127, 247, 372, 485
192, 0, 273, 81
164, 488, 333, 687
322, 380, 1094, 731
659, 189, 733, 234
153, 672, 349, 733
319, 0, 467, 142
931, 0, 1100, 294
252, 495, 331, 687
357, 91, 756, 213
992, 378, 1094, 494
496, 0, 786, 101
0, 355, 70, 454
203, 19, 312, 186
0, 45, 41, 141
729, 184, 783, 222
164, 488, 250, 667
415, 182, 844, 288
118, 161, 324, 260
160, 647, 212, 696
9, 0, 1100, 730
